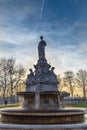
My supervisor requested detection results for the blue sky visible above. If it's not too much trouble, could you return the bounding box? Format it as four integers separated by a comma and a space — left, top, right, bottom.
0, 0, 87, 74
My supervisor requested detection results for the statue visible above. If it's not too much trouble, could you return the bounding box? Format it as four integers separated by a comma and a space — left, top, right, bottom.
26, 69, 34, 85
38, 36, 46, 60
50, 67, 58, 82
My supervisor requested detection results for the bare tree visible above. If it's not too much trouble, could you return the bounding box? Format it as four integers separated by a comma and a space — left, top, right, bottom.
7, 58, 16, 97
57, 75, 65, 92
63, 71, 75, 98
0, 58, 9, 100
76, 69, 87, 100
0, 57, 25, 101
12, 65, 25, 94
7, 58, 25, 97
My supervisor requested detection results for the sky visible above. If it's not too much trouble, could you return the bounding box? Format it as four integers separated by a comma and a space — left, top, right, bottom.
0, 0, 87, 75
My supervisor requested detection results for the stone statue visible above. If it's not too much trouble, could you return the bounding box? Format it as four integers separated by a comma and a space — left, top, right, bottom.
26, 69, 34, 85
50, 67, 58, 82
38, 36, 46, 60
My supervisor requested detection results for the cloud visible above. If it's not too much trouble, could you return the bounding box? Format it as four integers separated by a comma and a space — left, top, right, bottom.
0, 0, 87, 76
0, 22, 87, 74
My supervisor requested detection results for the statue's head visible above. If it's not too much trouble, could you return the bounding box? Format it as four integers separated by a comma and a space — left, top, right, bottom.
29, 69, 32, 73
40, 36, 43, 41
51, 67, 55, 71
39, 36, 46, 46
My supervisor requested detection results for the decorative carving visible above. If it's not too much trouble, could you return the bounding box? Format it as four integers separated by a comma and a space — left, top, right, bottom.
22, 100, 28, 108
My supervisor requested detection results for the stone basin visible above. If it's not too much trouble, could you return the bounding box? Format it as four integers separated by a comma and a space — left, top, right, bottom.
0, 109, 85, 124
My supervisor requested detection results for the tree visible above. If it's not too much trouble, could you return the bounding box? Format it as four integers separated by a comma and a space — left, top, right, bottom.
63, 71, 75, 98
0, 58, 9, 100
57, 75, 65, 92
0, 57, 25, 101
7, 58, 16, 97
7, 58, 25, 97
11, 65, 25, 94
76, 69, 87, 100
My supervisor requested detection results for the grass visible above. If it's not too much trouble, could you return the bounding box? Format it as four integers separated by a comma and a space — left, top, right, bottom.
0, 103, 87, 109
0, 104, 20, 109
65, 103, 87, 108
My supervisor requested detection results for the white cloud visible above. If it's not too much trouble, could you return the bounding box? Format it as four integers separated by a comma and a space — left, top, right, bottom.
0, 15, 87, 75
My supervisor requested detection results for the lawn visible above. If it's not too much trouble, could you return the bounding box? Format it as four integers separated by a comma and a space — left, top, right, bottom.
65, 103, 87, 108
0, 104, 20, 109
0, 103, 87, 109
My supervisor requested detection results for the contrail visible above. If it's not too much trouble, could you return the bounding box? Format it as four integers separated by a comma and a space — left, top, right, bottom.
40, 0, 45, 19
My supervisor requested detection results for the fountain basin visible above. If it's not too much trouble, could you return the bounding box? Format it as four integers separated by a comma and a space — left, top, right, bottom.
0, 109, 85, 124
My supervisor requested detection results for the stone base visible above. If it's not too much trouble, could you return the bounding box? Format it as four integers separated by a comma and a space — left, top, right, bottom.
0, 109, 85, 124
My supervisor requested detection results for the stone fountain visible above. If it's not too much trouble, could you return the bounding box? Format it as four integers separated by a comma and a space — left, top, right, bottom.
0, 36, 85, 124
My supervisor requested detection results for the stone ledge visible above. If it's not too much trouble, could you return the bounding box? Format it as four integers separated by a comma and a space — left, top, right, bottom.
0, 124, 87, 130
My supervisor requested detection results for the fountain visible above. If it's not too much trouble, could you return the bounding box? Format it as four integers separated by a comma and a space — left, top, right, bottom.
0, 36, 85, 124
